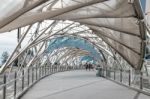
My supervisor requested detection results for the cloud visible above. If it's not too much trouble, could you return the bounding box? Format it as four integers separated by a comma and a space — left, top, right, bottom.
0, 32, 17, 57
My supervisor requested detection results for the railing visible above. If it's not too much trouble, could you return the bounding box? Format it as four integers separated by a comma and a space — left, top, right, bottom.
98, 67, 150, 95
2, 66, 149, 99
0, 65, 84, 99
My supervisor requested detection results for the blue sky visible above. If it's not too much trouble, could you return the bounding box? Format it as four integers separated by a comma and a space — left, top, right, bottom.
140, 0, 146, 11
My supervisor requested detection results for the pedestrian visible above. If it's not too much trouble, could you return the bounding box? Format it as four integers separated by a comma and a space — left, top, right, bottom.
88, 63, 91, 71
85, 63, 88, 71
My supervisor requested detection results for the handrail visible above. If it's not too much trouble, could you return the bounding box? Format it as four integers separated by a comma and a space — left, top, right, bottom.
97, 67, 150, 96
0, 65, 84, 99
2, 66, 149, 99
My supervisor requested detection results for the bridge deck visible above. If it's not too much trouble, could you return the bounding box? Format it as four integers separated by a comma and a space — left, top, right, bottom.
21, 70, 150, 99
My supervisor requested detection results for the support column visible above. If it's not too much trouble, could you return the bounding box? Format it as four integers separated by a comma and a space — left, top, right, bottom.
17, 28, 21, 68
146, 0, 150, 25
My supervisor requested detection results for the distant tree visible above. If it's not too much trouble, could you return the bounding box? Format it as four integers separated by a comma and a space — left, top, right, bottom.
1, 51, 9, 64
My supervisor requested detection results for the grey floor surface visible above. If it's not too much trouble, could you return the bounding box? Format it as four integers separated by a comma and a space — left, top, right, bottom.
21, 70, 150, 99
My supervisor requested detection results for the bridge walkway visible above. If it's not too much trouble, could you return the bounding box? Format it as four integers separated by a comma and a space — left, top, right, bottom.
21, 70, 150, 99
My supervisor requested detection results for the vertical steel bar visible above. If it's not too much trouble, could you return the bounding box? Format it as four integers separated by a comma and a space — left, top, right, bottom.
106, 67, 107, 77
108, 67, 112, 79
52, 66, 53, 73
22, 70, 24, 91
42, 66, 44, 76
48, 65, 51, 74
36, 66, 37, 80
129, 70, 131, 86
27, 68, 30, 86
50, 65, 52, 73
39, 67, 41, 78
32, 67, 34, 83
102, 68, 104, 77
3, 74, 6, 99
48, 65, 49, 74
140, 72, 143, 89
45, 65, 46, 76
14, 72, 17, 98
114, 69, 116, 80
120, 69, 122, 82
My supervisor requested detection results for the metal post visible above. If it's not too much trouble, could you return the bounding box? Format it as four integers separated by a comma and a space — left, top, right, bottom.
22, 70, 24, 91
39, 67, 41, 79
129, 70, 131, 86
58, 66, 61, 72
52, 66, 54, 73
114, 69, 116, 80
41, 66, 43, 76
51, 66, 53, 73
55, 66, 56, 72
32, 68, 34, 83
53, 67, 55, 73
106, 67, 107, 77
39, 67, 41, 78
27, 68, 30, 86
42, 66, 44, 76
3, 74, 6, 99
49, 65, 50, 74
58, 66, 59, 72
140, 72, 143, 89
36, 66, 37, 80
49, 65, 51, 74
42, 66, 44, 77
45, 65, 46, 76
14, 72, 17, 98
108, 67, 112, 79
55, 66, 56, 73
55, 66, 58, 73
67, 66, 68, 71
102, 68, 104, 77
41, 67, 42, 77
120, 69, 122, 82
52, 66, 53, 73
48, 65, 49, 74
50, 65, 52, 73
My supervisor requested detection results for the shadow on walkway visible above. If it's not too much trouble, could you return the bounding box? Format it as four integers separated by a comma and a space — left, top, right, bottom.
133, 92, 140, 99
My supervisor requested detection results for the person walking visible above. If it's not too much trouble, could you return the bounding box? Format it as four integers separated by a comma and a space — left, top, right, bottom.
85, 63, 88, 71
88, 63, 91, 71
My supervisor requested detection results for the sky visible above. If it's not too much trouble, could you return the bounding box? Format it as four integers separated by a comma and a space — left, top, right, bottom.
0, 31, 17, 64
140, 0, 146, 11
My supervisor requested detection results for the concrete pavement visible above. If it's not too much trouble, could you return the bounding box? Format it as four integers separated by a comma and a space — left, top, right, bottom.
21, 70, 150, 99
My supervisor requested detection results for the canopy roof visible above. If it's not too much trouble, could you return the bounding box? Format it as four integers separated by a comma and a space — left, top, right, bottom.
0, 0, 148, 72
80, 56, 96, 63
47, 36, 102, 61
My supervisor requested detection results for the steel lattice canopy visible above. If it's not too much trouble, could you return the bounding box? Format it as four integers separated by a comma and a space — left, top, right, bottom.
0, 0, 148, 72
